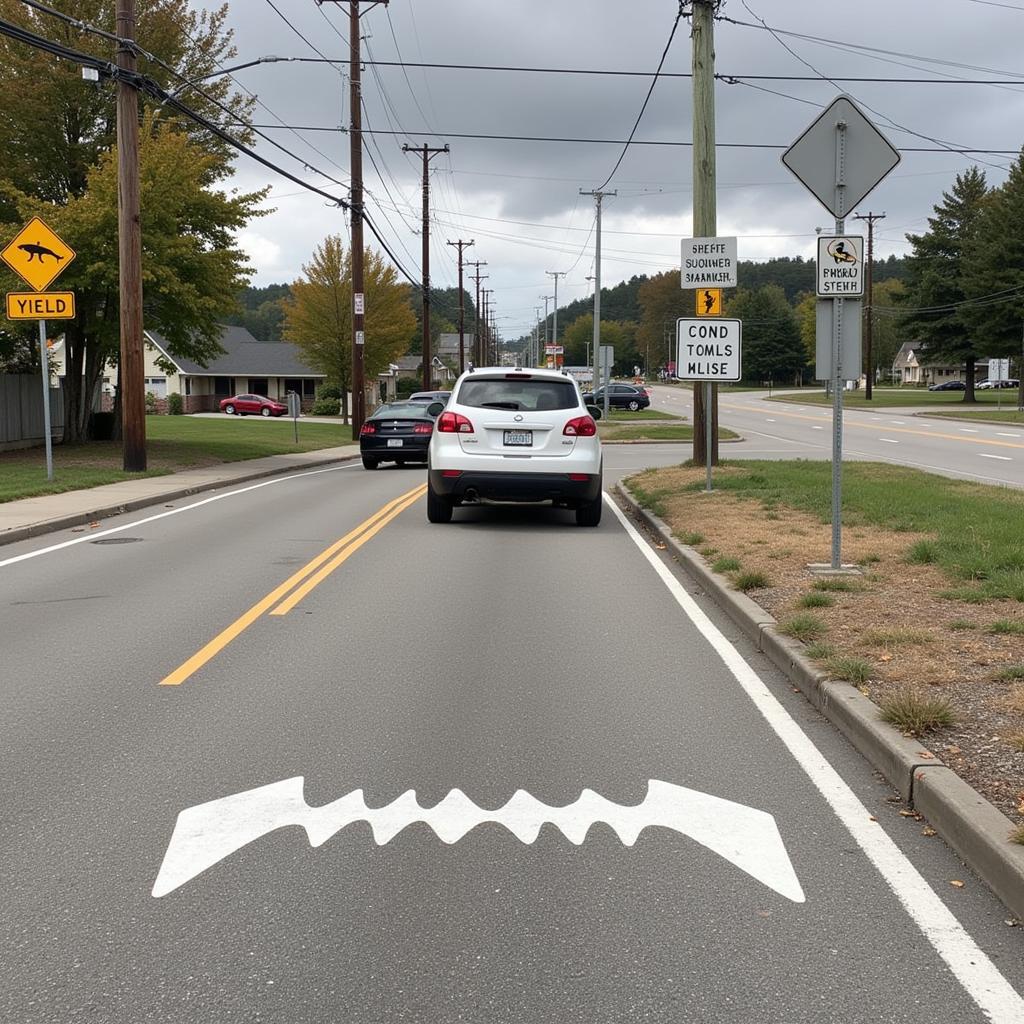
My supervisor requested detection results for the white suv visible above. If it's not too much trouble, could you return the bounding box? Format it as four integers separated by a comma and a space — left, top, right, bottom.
426, 366, 603, 526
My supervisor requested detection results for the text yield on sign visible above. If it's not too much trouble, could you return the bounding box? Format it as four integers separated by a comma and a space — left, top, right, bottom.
6, 291, 76, 319
676, 318, 742, 381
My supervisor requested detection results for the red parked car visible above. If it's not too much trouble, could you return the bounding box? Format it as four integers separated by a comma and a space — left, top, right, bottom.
220, 394, 288, 417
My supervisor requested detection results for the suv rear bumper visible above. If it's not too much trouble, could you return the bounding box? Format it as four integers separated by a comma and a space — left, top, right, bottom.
429, 469, 601, 505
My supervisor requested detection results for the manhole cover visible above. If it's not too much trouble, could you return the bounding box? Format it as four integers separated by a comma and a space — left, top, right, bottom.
90, 537, 143, 545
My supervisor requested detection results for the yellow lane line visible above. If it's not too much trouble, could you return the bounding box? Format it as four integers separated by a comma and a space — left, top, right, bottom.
269, 485, 425, 616
159, 484, 426, 686
722, 401, 1024, 451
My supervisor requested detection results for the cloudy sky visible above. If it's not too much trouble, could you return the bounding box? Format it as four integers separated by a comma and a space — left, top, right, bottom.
213, 0, 1024, 339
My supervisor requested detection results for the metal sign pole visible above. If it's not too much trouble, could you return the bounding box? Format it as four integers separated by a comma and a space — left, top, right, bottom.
38, 318, 53, 481
831, 120, 847, 570
705, 380, 713, 492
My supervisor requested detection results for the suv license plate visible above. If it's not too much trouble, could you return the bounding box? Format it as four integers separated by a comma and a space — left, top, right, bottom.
387, 438, 403, 447
503, 430, 532, 446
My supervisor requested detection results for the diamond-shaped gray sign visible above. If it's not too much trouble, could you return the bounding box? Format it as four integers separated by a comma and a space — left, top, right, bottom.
782, 95, 900, 218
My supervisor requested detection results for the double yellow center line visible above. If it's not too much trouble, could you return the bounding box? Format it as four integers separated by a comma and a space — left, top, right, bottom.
160, 483, 426, 687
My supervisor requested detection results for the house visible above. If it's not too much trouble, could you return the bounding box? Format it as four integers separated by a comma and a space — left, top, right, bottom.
892, 343, 994, 386
391, 335, 476, 386
143, 326, 326, 412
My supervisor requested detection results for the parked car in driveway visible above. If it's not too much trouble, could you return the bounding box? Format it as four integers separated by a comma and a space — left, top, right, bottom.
426, 366, 603, 526
220, 394, 287, 416
359, 401, 443, 469
927, 380, 966, 391
407, 390, 451, 404
580, 382, 650, 411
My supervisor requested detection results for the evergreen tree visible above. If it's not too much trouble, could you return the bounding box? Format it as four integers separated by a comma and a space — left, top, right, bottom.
899, 168, 989, 400
727, 285, 806, 384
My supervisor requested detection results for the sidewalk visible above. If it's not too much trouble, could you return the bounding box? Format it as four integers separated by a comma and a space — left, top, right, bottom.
0, 444, 361, 547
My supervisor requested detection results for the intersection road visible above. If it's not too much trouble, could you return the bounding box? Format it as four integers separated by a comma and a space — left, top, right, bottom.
2, 450, 1022, 1022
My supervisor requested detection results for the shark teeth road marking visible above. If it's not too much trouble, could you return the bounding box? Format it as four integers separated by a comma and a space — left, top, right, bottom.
152, 777, 805, 903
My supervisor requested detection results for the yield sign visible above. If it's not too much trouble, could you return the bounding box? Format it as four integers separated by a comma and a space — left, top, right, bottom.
1, 216, 76, 291
781, 95, 900, 219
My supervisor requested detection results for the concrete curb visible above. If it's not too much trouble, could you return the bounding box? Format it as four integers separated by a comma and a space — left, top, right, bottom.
615, 480, 1024, 921
0, 451, 360, 547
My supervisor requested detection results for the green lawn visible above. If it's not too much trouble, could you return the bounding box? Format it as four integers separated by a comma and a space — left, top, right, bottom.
0, 416, 357, 503
602, 408, 680, 421
928, 409, 1024, 425
770, 387, 1021, 409
600, 424, 738, 442
626, 459, 1024, 602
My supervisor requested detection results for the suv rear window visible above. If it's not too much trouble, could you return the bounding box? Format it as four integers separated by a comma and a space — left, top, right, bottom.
457, 378, 578, 411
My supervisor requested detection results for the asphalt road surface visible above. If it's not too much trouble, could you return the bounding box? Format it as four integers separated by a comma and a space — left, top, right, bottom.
651, 384, 1024, 489
2, 449, 1023, 1023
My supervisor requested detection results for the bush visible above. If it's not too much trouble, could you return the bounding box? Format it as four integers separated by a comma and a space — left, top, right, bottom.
317, 384, 341, 401
145, 391, 158, 414
311, 397, 341, 416
167, 392, 184, 415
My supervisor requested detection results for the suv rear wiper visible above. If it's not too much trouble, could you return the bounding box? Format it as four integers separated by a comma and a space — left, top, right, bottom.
480, 401, 520, 409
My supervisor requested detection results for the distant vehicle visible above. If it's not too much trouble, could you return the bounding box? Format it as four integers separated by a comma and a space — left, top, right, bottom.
426, 366, 603, 526
359, 401, 443, 469
581, 383, 651, 411
407, 390, 451, 404
220, 394, 287, 417
927, 380, 966, 391
994, 378, 1020, 389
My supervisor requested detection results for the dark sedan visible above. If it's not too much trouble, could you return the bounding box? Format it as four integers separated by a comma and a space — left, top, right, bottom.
927, 380, 966, 392
219, 394, 288, 416
359, 401, 443, 469
581, 383, 651, 411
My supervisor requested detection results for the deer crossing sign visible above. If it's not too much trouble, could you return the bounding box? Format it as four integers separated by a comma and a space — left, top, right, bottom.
675, 318, 742, 382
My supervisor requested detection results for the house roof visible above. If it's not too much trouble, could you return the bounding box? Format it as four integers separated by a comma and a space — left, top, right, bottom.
146, 325, 323, 377
893, 342, 918, 369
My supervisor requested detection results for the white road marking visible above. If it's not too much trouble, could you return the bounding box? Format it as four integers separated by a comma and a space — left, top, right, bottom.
607, 496, 1024, 1023
889, 419, 907, 424
153, 778, 804, 902
811, 425, 823, 430
765, 418, 776, 422
878, 438, 899, 444
997, 432, 1020, 438
979, 453, 1012, 461
0, 464, 359, 569
960, 428, 979, 433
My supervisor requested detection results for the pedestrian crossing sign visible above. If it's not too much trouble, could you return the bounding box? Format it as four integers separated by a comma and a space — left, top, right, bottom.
1, 216, 76, 291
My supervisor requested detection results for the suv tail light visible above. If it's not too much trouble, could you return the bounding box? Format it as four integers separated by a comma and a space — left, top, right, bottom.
437, 411, 475, 433
360, 422, 376, 435
563, 415, 597, 437
413, 422, 433, 435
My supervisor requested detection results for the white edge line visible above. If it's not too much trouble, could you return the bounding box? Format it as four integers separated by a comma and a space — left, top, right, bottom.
604, 493, 1024, 1022
979, 454, 1013, 461
0, 463, 358, 569
878, 438, 900, 444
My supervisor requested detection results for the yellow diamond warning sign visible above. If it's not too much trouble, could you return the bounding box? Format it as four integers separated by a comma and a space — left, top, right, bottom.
1, 217, 76, 291
6, 291, 76, 320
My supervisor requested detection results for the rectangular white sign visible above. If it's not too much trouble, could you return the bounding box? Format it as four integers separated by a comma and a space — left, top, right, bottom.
676, 318, 742, 381
681, 236, 737, 288
817, 236, 865, 297
354, 292, 365, 315
355, 330, 365, 346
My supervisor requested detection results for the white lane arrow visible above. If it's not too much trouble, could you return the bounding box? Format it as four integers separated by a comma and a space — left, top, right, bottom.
152, 778, 805, 902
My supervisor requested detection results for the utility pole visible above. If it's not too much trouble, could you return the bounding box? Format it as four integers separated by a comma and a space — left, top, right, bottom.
545, 271, 565, 368
691, 0, 718, 467
853, 211, 885, 401
467, 260, 487, 366
402, 142, 449, 388
321, 0, 389, 436
482, 289, 494, 363
446, 239, 473, 373
116, 0, 145, 471
534, 305, 542, 365
540, 294, 553, 363
580, 190, 615, 415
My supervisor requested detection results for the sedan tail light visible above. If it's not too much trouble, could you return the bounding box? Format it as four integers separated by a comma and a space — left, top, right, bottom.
360, 422, 376, 435
437, 411, 475, 433
413, 422, 433, 435
563, 415, 597, 437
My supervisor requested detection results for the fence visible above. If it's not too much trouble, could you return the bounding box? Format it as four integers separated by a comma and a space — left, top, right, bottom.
0, 374, 64, 450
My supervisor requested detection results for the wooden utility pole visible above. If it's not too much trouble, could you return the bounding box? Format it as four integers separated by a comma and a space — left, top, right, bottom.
447, 239, 473, 373
468, 261, 487, 365
116, 0, 145, 471
482, 289, 494, 363
691, 0, 718, 466
580, 191, 615, 405
319, 1, 388, 436
403, 143, 448, 388
853, 211, 885, 400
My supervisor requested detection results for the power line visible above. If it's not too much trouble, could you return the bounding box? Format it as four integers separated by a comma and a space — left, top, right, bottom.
263, 0, 334, 62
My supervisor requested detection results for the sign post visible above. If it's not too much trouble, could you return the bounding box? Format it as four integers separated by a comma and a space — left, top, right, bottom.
782, 95, 899, 570
676, 318, 742, 491
598, 345, 614, 420
2, 216, 78, 482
